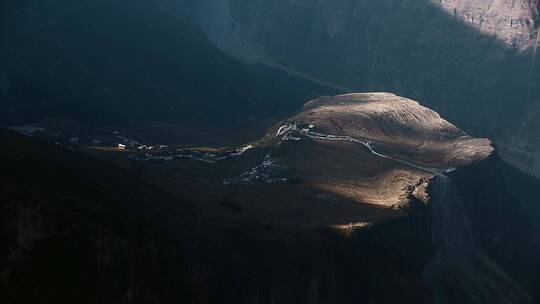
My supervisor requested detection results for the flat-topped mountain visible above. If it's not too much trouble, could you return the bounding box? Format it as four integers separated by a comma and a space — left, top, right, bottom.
289, 93, 493, 169
187, 0, 540, 173
226, 93, 492, 207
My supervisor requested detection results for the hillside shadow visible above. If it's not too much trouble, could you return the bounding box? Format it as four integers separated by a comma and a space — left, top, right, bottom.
223, 0, 540, 138
0, 0, 337, 131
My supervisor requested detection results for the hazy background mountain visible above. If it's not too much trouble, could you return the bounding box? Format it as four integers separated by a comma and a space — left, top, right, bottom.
183, 0, 540, 178
0, 0, 335, 133
4, 0, 540, 178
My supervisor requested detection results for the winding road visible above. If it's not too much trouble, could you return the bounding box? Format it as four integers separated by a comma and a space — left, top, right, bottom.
298, 129, 455, 175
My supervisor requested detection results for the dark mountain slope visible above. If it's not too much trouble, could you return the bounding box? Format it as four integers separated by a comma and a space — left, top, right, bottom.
0, 128, 196, 303
0, 0, 334, 128
0, 129, 435, 303
448, 153, 540, 291
3, 90, 540, 302
425, 153, 540, 302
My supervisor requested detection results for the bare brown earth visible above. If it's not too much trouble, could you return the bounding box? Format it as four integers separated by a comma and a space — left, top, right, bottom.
267, 137, 429, 208
221, 93, 493, 213
0, 128, 439, 304
17, 93, 494, 228
290, 93, 494, 169
86, 93, 494, 228
4, 93, 540, 303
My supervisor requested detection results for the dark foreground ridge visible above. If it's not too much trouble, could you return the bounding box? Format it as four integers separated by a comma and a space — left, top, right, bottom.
2, 118, 540, 304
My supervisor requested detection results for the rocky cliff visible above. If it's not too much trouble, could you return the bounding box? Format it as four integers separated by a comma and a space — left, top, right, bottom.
432, 0, 540, 49
425, 154, 540, 303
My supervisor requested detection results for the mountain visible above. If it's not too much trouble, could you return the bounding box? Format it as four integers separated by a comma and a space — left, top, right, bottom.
213, 93, 492, 207
0, 127, 435, 304
3, 1, 540, 303
186, 0, 540, 180
3, 93, 539, 303
0, 0, 335, 131
5, 0, 540, 179
434, 0, 540, 49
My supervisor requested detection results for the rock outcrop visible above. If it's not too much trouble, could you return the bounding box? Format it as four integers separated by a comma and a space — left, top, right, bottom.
432, 0, 540, 49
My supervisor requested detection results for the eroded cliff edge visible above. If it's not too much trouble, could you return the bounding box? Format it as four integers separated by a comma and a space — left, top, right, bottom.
423, 152, 540, 303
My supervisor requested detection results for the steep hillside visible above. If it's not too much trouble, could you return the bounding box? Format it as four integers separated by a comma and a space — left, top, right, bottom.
0, 0, 334, 129
425, 154, 540, 303
196, 0, 537, 132
0, 129, 436, 304
203, 93, 492, 208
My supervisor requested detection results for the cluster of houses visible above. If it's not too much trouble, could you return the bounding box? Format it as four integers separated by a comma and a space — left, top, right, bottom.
117, 144, 168, 150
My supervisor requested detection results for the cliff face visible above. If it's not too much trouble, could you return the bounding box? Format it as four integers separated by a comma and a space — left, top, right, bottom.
431, 0, 539, 49
425, 154, 540, 303
497, 105, 540, 180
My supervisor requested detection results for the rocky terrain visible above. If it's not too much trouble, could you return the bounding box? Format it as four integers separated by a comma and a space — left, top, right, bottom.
432, 0, 540, 49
